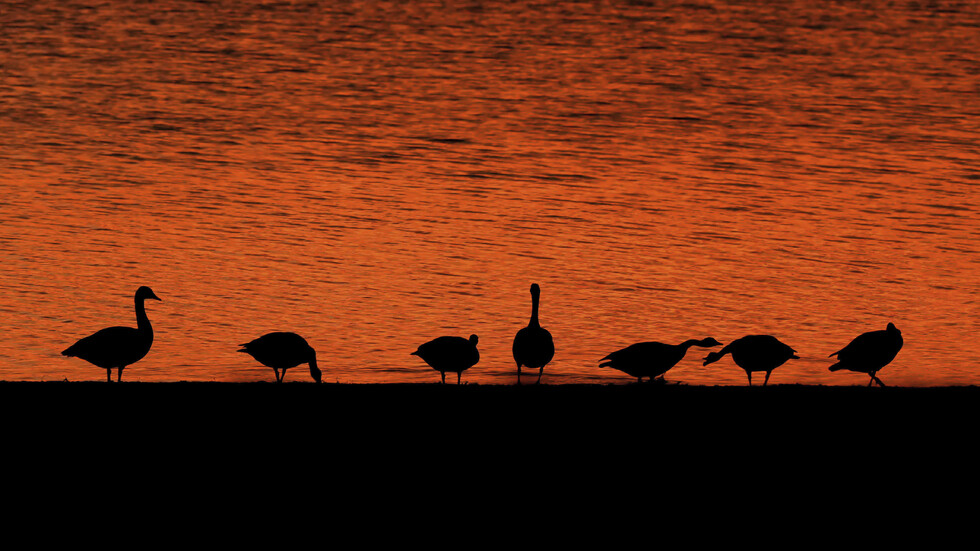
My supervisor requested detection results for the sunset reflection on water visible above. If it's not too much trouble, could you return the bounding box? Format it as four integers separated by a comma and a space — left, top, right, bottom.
1, 0, 978, 384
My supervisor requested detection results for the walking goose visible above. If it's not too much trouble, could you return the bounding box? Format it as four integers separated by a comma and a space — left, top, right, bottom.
829, 323, 903, 387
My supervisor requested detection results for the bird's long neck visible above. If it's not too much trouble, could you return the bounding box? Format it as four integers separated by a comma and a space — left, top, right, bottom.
529, 292, 540, 327
309, 350, 322, 383
678, 339, 699, 350
135, 296, 152, 337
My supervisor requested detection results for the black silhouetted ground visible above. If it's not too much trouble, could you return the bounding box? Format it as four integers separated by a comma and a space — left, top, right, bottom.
3, 381, 974, 441
3, 382, 973, 496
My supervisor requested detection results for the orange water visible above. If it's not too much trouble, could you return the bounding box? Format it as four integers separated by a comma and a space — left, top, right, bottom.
1, 0, 978, 384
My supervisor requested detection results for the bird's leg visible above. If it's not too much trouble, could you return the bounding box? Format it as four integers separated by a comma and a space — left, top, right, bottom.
873, 373, 886, 387
763, 371, 771, 386
441, 371, 446, 384
747, 371, 752, 386
536, 367, 543, 384
517, 365, 522, 385
867, 375, 874, 387
107, 369, 112, 383
118, 368, 123, 383
457, 372, 461, 385
281, 369, 288, 383
274, 368, 280, 383
637, 377, 642, 384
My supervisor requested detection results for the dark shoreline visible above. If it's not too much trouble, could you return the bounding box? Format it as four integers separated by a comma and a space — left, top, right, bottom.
4, 381, 976, 430
4, 382, 976, 486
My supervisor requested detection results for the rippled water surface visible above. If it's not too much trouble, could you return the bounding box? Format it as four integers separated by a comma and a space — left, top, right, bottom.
2, 0, 978, 384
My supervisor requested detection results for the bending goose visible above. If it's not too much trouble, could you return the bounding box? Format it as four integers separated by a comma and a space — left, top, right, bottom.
702, 335, 798, 386
600, 338, 722, 383
62, 286, 161, 382
512, 283, 555, 384
829, 323, 903, 387
412, 335, 479, 384
238, 332, 322, 383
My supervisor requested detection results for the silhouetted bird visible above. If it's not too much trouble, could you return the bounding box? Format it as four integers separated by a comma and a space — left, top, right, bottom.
829, 323, 903, 387
62, 286, 161, 382
412, 335, 480, 384
600, 338, 722, 383
702, 335, 799, 386
238, 332, 322, 383
512, 283, 555, 384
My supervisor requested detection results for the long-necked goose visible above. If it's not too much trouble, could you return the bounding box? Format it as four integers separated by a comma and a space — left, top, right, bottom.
62, 286, 161, 382
829, 323, 903, 387
600, 338, 721, 383
411, 335, 480, 384
702, 335, 798, 386
512, 283, 555, 384
238, 332, 322, 383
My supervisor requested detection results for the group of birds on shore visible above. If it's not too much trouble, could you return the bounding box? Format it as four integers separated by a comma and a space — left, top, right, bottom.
61, 285, 905, 386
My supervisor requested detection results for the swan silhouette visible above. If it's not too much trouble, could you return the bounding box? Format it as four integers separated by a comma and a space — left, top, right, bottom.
238, 332, 322, 383
411, 335, 479, 384
512, 283, 555, 384
829, 323, 903, 387
600, 338, 722, 383
62, 286, 161, 382
702, 335, 799, 386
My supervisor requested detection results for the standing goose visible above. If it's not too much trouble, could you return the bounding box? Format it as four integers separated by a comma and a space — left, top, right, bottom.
600, 338, 722, 383
829, 323, 903, 387
512, 283, 555, 384
702, 335, 798, 386
62, 286, 161, 382
411, 335, 480, 384
238, 332, 322, 383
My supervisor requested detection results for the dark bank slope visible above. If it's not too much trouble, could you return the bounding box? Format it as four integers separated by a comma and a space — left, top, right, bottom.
3, 383, 976, 495
3, 382, 975, 437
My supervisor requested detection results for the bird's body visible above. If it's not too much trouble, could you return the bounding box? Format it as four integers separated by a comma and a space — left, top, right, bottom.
239, 331, 321, 383
412, 335, 480, 384
62, 286, 161, 382
601, 338, 722, 383
702, 335, 798, 386
512, 284, 555, 384
829, 323, 903, 387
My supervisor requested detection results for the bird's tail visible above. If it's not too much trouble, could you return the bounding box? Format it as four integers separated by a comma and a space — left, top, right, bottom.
829, 362, 843, 372
599, 360, 612, 368
237, 344, 250, 353
410, 350, 419, 356
61, 345, 76, 357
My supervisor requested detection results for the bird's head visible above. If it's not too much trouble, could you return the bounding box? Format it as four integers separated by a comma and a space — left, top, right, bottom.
136, 286, 162, 302
530, 283, 541, 297
309, 350, 322, 384
699, 337, 723, 348
469, 334, 479, 346
887, 322, 900, 334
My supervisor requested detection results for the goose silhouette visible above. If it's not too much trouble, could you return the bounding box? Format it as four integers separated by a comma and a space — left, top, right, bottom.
600, 338, 721, 383
238, 332, 322, 383
702, 335, 798, 386
411, 335, 479, 384
829, 323, 903, 387
62, 286, 161, 382
512, 283, 555, 384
